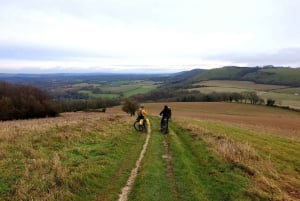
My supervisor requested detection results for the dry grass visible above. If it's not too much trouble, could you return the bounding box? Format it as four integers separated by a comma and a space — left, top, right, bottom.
142, 102, 300, 141
126, 102, 300, 200
173, 117, 300, 201
0, 110, 136, 200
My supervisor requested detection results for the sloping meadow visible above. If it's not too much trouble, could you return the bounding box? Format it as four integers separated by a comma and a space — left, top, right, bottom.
0, 112, 144, 200
157, 102, 300, 201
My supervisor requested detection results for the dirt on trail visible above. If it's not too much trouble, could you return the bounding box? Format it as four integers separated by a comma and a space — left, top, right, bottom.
118, 123, 151, 201
162, 133, 180, 199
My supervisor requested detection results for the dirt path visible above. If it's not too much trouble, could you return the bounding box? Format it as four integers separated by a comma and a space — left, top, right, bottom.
118, 124, 151, 201
162, 134, 173, 178
162, 132, 181, 200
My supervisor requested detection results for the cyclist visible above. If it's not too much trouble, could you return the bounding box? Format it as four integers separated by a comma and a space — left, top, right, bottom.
159, 105, 171, 131
136, 104, 147, 123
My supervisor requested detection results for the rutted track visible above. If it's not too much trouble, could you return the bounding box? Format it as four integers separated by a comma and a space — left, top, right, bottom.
118, 123, 151, 201
117, 116, 255, 201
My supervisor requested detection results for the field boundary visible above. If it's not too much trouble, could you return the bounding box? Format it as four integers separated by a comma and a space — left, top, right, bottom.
118, 123, 151, 201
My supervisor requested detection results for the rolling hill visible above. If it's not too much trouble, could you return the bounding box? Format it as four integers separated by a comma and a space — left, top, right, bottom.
187, 66, 300, 86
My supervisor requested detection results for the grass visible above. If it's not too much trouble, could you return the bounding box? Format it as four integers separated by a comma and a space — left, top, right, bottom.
173, 117, 300, 200
169, 121, 251, 201
129, 117, 252, 201
1, 103, 300, 200
195, 80, 287, 91
258, 91, 300, 108
78, 80, 159, 98
123, 85, 158, 97
0, 113, 145, 201
78, 90, 119, 98
129, 117, 177, 201
272, 87, 300, 94
189, 80, 300, 108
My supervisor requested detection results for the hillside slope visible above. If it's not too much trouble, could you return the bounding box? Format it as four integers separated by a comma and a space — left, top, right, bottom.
190, 66, 300, 86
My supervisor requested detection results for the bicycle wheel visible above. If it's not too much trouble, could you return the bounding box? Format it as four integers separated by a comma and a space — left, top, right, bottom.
134, 120, 144, 132
161, 118, 168, 134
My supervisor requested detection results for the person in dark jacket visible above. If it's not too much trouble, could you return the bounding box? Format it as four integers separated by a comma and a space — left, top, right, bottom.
159, 105, 172, 130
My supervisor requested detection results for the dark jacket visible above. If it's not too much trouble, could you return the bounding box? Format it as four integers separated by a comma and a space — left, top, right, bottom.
160, 106, 171, 119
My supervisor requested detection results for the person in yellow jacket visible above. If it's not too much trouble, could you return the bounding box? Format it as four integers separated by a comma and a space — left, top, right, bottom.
137, 104, 147, 122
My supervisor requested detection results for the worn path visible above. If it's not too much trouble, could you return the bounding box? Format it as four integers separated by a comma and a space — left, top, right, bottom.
118, 123, 151, 201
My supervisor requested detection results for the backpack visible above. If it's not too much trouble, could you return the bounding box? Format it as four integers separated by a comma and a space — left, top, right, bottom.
166, 107, 171, 118
137, 109, 143, 117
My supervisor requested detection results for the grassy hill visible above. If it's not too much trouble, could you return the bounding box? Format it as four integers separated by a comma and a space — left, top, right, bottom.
190, 66, 300, 86
1, 103, 299, 200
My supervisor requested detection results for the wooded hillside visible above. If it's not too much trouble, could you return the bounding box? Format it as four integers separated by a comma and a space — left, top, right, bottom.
0, 81, 59, 120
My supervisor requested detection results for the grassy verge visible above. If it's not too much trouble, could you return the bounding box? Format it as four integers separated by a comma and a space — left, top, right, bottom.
169, 121, 251, 201
0, 113, 145, 201
174, 117, 300, 200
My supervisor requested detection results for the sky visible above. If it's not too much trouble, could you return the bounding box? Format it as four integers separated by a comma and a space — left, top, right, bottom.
0, 0, 300, 73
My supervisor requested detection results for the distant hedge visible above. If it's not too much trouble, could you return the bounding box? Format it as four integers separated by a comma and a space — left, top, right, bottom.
59, 98, 120, 112
0, 81, 59, 120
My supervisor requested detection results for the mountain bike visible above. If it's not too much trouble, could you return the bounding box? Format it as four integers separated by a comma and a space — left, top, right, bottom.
134, 118, 150, 133
160, 117, 169, 134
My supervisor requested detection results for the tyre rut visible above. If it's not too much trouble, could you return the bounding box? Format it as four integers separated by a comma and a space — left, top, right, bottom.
118, 123, 151, 201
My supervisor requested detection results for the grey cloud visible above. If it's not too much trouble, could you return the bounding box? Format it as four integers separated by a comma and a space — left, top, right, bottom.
206, 48, 300, 67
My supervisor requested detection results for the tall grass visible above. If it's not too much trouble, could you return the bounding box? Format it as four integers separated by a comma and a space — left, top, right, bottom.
0, 112, 145, 201
174, 117, 300, 200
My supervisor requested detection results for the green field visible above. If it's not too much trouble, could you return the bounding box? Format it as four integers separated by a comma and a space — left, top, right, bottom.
79, 90, 119, 98
1, 103, 299, 200
77, 80, 159, 98
190, 80, 300, 108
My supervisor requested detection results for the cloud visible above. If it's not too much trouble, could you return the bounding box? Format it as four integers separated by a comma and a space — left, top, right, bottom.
205, 47, 300, 67
1, 0, 300, 73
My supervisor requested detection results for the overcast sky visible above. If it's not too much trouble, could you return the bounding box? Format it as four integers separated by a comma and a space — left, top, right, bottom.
0, 0, 300, 73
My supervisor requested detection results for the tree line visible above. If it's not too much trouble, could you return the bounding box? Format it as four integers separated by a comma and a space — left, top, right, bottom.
0, 80, 278, 121
0, 81, 121, 120
132, 86, 270, 105
0, 81, 59, 120
59, 98, 120, 112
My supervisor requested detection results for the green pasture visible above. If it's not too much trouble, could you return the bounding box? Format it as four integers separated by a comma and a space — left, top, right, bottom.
1, 111, 299, 200
195, 80, 287, 91
123, 85, 158, 97
174, 117, 300, 200
78, 90, 119, 98
77, 80, 159, 98
272, 87, 300, 94
129, 117, 251, 201
189, 80, 300, 108
73, 83, 102, 88
189, 86, 247, 94
0, 116, 145, 201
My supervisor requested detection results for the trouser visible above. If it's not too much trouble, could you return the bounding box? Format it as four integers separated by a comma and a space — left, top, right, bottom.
160, 117, 169, 128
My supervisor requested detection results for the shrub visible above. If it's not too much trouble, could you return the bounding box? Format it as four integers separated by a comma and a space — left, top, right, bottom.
122, 98, 139, 116
266, 99, 276, 106
0, 81, 59, 120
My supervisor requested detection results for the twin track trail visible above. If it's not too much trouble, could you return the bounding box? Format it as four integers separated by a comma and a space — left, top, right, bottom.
118, 118, 180, 201
118, 123, 152, 201
118, 117, 253, 201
